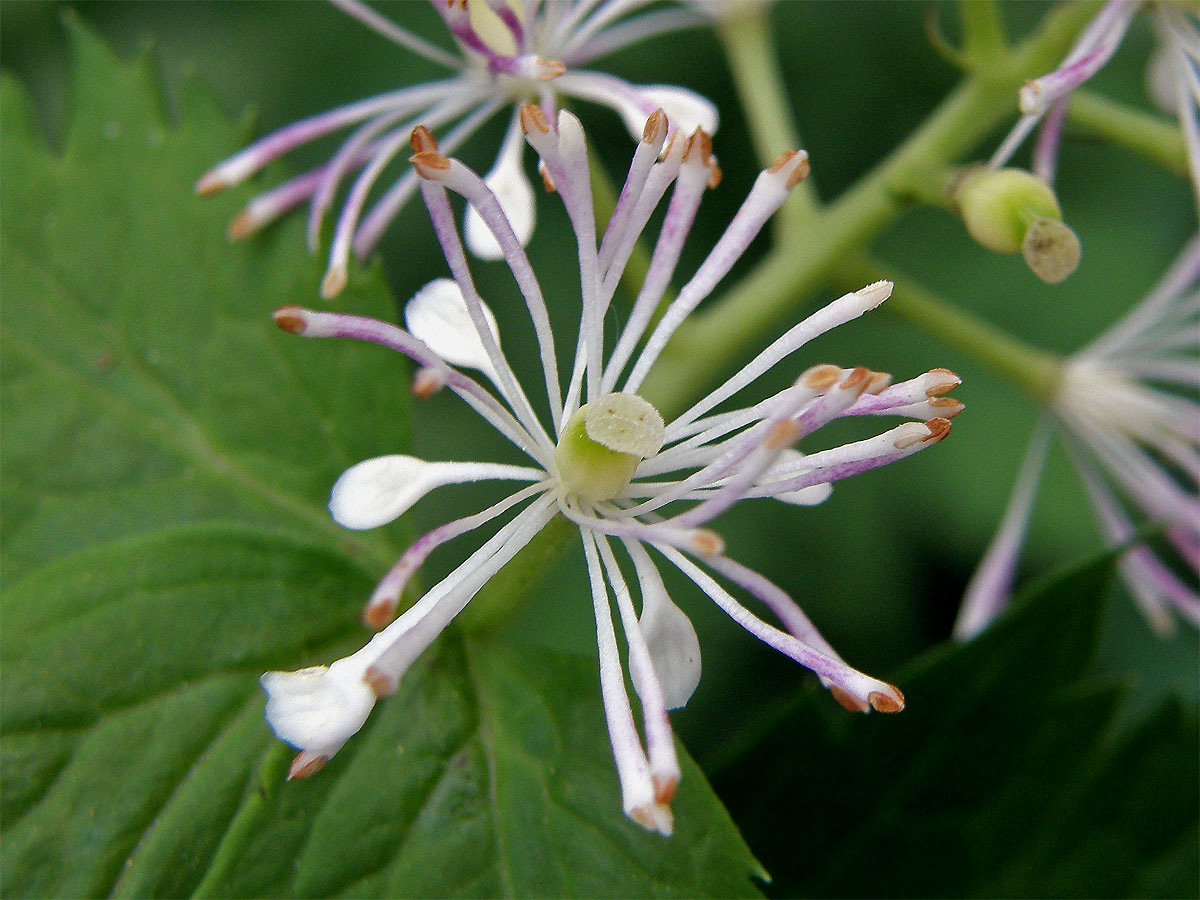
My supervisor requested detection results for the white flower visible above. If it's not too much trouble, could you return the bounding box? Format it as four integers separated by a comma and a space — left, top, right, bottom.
956, 236, 1200, 640
196, 0, 717, 297
263, 108, 961, 833
989, 1, 1199, 209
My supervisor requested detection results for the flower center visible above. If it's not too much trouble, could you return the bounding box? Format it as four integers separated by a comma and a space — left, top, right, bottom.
554, 393, 665, 503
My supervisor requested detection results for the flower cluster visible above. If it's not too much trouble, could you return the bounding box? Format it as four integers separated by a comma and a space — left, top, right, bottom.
261, 107, 961, 833
956, 236, 1199, 639
196, 0, 715, 297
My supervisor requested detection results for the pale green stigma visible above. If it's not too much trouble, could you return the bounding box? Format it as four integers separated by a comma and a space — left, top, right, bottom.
953, 167, 1080, 283
555, 393, 665, 503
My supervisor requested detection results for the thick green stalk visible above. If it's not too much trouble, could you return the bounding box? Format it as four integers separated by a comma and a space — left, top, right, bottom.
1067, 89, 1189, 176
958, 0, 1008, 65
716, 2, 818, 235
642, 1, 1097, 416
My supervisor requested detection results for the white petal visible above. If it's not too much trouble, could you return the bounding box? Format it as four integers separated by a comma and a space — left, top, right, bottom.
638, 568, 702, 709
624, 85, 718, 139
405, 278, 501, 376
329, 455, 442, 530
763, 450, 833, 506
329, 456, 545, 530
464, 122, 535, 259
775, 482, 834, 506
261, 658, 377, 759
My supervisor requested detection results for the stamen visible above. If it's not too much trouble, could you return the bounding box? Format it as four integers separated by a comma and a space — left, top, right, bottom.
765, 417, 803, 451
868, 687, 905, 713
535, 57, 567, 80
287, 751, 328, 780
519, 103, 551, 135
830, 685, 869, 712
227, 210, 258, 240
321, 265, 348, 300
363, 596, 398, 630
273, 306, 309, 335
930, 397, 966, 416
768, 149, 812, 189
689, 528, 725, 557
364, 666, 397, 697
412, 367, 446, 399
801, 364, 843, 391
653, 774, 679, 805
643, 108, 668, 144
410, 125, 439, 154
411, 151, 453, 179
926, 369, 961, 396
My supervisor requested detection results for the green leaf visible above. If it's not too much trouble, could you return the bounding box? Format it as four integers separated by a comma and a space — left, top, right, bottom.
714, 555, 1199, 898
1, 19, 762, 898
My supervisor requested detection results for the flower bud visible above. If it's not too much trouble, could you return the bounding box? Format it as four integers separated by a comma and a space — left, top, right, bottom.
953, 167, 1080, 283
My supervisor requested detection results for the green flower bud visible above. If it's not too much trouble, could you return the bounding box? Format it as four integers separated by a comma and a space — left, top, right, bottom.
953, 167, 1081, 282
555, 393, 665, 503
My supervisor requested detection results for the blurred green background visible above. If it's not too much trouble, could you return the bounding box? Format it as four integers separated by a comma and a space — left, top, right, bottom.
3, 1, 1196, 892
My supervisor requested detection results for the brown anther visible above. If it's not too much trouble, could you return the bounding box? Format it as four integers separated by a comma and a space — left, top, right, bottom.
786, 156, 811, 189
767, 149, 811, 188
768, 149, 798, 174
227, 210, 258, 241
842, 365, 873, 394
287, 751, 328, 780
765, 416, 802, 451
690, 529, 725, 557
829, 685, 869, 712
364, 665, 397, 697
194, 172, 227, 197
922, 417, 952, 443
410, 125, 438, 154
410, 151, 451, 179
868, 687, 905, 713
273, 306, 308, 334
929, 397, 965, 417
707, 161, 723, 190
801, 364, 842, 391
643, 108, 668, 144
519, 103, 550, 135
363, 597, 398, 630
411, 367, 445, 399
925, 369, 960, 396
321, 266, 347, 300
629, 805, 656, 830
685, 128, 713, 165
537, 58, 566, 80
538, 160, 557, 192
653, 774, 679, 805
866, 370, 892, 394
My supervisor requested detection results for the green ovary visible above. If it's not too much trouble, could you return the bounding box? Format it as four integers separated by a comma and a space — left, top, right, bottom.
554, 393, 664, 503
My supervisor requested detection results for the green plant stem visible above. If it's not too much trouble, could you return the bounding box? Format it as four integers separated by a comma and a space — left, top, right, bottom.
641, 0, 1097, 417
958, 0, 1008, 65
716, 3, 818, 236
839, 254, 1062, 401
1067, 88, 1190, 177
